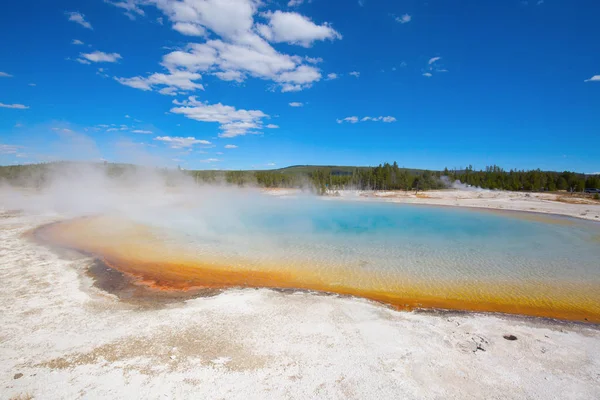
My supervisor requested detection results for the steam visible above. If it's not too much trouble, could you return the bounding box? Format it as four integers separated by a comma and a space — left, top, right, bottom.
439, 176, 489, 192
0, 162, 321, 252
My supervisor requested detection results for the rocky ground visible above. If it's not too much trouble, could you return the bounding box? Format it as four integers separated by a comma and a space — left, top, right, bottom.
1, 211, 599, 400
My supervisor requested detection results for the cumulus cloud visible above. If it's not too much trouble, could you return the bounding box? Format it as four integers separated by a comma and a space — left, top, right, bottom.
115, 70, 204, 94
0, 72, 13, 78
338, 115, 396, 123
428, 57, 441, 65
275, 65, 321, 91
132, 130, 153, 134
66, 12, 93, 29
395, 14, 412, 24
289, 102, 303, 107
224, 144, 238, 149
422, 72, 432, 77
349, 71, 360, 78
288, 0, 305, 6
584, 75, 600, 82
213, 70, 244, 82
0, 103, 29, 109
257, 11, 341, 47
266, 124, 279, 129
79, 51, 122, 63
158, 39, 321, 92
112, 0, 335, 93
173, 22, 206, 36
326, 73, 338, 80
154, 136, 212, 149
72, 39, 84, 45
170, 96, 269, 138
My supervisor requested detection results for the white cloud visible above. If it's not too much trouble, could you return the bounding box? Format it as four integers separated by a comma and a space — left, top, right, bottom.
288, 0, 305, 6
337, 116, 358, 124
584, 75, 600, 82
170, 96, 269, 138
76, 58, 92, 65
132, 129, 153, 134
125, 114, 131, 118
105, 0, 145, 20
153, 0, 260, 41
199, 158, 221, 163
72, 39, 84, 45
224, 144, 238, 149
349, 71, 360, 78
266, 124, 279, 129
423, 57, 447, 77
0, 72, 13, 78
0, 103, 29, 109
289, 102, 303, 107
266, 162, 276, 166
159, 39, 322, 92
326, 73, 338, 80
173, 22, 206, 36
66, 12, 93, 29
274, 64, 321, 91
305, 56, 323, 64
395, 14, 412, 24
214, 70, 244, 82
80, 51, 122, 63
257, 11, 341, 47
154, 136, 212, 149
340, 116, 396, 123
0, 144, 22, 154
118, 0, 333, 93
115, 70, 204, 94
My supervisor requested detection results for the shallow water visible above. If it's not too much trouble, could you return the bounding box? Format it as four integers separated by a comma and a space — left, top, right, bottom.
36, 198, 600, 322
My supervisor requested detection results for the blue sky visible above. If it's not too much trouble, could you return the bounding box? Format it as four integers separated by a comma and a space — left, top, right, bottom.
1, 0, 599, 172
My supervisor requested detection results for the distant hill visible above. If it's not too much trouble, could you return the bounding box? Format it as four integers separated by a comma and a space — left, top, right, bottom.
270, 165, 434, 176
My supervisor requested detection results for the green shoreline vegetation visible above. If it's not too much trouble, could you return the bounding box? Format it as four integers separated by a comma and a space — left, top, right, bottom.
1, 162, 599, 195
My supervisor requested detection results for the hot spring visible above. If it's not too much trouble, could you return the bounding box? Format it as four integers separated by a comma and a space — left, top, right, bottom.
35, 196, 600, 323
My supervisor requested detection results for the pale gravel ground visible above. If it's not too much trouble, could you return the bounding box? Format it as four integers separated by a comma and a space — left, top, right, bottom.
1, 211, 599, 399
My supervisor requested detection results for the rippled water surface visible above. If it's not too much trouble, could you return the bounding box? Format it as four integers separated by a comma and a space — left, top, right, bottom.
38, 198, 600, 322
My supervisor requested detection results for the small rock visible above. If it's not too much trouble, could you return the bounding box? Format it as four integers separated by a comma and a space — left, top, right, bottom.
14, 373, 23, 379
503, 334, 517, 341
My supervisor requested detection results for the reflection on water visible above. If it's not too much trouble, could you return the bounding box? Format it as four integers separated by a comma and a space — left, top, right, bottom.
36, 199, 600, 322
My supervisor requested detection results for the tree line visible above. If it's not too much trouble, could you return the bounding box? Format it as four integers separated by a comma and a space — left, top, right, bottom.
1, 162, 598, 194
445, 165, 599, 192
